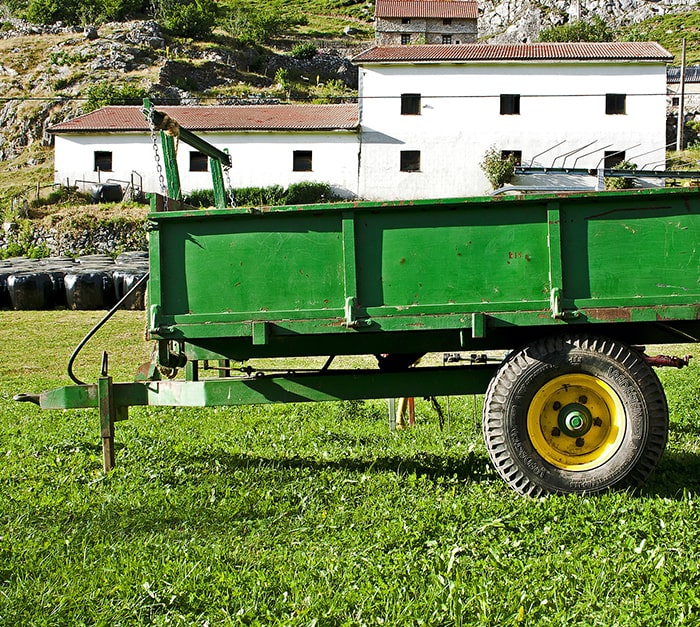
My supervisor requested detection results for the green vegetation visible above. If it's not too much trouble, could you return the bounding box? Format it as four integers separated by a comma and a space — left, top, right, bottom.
538, 15, 613, 42
0, 312, 699, 624
186, 181, 338, 207
480, 146, 517, 190
621, 10, 700, 65
83, 82, 150, 113
156, 0, 218, 40
604, 159, 638, 190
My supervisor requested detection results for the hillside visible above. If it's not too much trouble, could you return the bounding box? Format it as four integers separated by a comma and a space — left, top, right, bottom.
0, 1, 698, 218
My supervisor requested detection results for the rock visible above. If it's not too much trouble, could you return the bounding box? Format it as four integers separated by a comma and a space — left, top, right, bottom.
84, 25, 98, 40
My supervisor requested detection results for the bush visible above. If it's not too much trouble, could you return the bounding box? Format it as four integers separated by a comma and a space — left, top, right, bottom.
186, 183, 335, 208
291, 42, 317, 60
538, 16, 613, 42
83, 83, 149, 113
235, 185, 286, 206
224, 2, 307, 46
480, 146, 516, 190
286, 181, 333, 205
156, 0, 216, 40
604, 160, 638, 190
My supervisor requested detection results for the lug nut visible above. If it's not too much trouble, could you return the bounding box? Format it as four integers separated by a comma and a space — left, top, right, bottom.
575, 437, 585, 447
551, 427, 561, 437
553, 401, 561, 410
578, 395, 588, 404
593, 417, 603, 427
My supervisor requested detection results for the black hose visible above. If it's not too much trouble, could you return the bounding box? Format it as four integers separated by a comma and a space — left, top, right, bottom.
67, 272, 150, 385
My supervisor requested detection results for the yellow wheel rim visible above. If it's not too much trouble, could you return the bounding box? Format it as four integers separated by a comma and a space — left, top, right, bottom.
527, 374, 626, 471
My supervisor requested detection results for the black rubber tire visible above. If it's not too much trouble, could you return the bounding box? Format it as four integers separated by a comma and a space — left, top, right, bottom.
482, 335, 668, 497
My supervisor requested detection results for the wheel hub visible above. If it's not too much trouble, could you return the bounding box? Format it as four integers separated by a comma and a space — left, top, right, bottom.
527, 374, 626, 471
559, 403, 592, 437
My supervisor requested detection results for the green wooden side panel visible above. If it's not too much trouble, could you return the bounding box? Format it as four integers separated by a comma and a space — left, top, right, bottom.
561, 195, 700, 305
356, 206, 550, 308
159, 213, 346, 315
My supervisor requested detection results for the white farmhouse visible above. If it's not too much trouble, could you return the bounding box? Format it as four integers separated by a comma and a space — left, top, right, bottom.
49, 104, 360, 199
49, 42, 673, 202
353, 42, 672, 199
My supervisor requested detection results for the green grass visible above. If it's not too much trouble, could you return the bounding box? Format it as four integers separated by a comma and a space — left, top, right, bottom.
1, 311, 699, 625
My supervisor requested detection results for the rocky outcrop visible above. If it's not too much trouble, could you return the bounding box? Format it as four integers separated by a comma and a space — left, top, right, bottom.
479, 0, 698, 43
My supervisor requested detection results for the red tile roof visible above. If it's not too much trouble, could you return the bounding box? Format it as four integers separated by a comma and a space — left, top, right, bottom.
353, 42, 673, 63
48, 104, 359, 133
375, 0, 478, 19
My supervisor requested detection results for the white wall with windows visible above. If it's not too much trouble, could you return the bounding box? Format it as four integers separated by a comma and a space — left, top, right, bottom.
356, 60, 668, 199
53, 131, 361, 200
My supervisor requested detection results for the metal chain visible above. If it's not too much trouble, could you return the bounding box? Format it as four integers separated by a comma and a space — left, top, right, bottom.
143, 108, 167, 195
223, 165, 236, 208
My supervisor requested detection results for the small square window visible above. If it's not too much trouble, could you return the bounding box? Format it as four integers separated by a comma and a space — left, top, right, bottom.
501, 150, 522, 165
401, 33, 411, 45
442, 34, 452, 44
604, 150, 625, 168
671, 96, 679, 107
401, 18, 411, 24
400, 150, 420, 172
500, 94, 520, 115
293, 150, 312, 172
401, 93, 421, 115
605, 93, 626, 115
94, 151, 112, 172
443, 18, 452, 25
190, 151, 208, 172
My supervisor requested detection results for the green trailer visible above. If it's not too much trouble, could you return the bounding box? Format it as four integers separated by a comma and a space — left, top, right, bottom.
16, 105, 700, 497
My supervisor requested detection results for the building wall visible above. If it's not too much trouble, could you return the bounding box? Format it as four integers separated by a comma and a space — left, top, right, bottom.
53, 131, 361, 199
357, 61, 668, 199
375, 17, 477, 45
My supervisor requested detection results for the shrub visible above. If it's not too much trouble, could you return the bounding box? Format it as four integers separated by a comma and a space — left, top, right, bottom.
185, 188, 215, 207
604, 160, 637, 190
83, 83, 149, 113
156, 0, 216, 40
286, 181, 333, 205
291, 42, 317, 60
224, 3, 307, 46
538, 16, 613, 42
480, 146, 517, 190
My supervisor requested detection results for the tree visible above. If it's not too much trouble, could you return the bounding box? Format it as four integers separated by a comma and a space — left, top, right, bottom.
538, 16, 613, 43
84, 83, 149, 113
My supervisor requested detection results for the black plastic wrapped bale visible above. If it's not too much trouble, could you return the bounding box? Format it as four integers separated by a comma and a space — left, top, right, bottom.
7, 272, 54, 310
90, 184, 123, 203
115, 251, 148, 266
113, 268, 147, 310
0, 272, 10, 308
64, 271, 115, 310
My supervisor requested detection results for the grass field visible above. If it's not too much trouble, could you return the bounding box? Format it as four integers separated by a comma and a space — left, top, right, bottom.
1, 311, 699, 625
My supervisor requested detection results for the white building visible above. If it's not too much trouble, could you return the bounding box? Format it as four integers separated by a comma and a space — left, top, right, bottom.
49, 42, 672, 202
353, 42, 672, 199
49, 104, 360, 199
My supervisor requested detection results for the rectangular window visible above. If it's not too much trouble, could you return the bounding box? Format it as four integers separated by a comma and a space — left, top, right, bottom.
94, 151, 112, 172
189, 151, 208, 172
604, 150, 625, 168
671, 96, 680, 106
442, 34, 452, 44
400, 150, 421, 172
293, 150, 312, 172
500, 94, 520, 115
500, 150, 522, 165
443, 18, 452, 25
401, 33, 411, 45
401, 17, 411, 24
401, 93, 421, 115
605, 93, 626, 115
